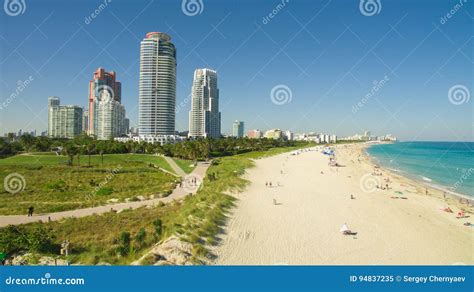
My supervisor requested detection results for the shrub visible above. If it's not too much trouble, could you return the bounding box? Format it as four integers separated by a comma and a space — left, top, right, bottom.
0, 225, 56, 255
116, 231, 131, 256
153, 219, 162, 239
96, 187, 113, 196
45, 179, 67, 192
135, 228, 146, 247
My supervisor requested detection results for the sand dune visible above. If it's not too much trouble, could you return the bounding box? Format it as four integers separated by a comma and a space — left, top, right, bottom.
213, 144, 473, 265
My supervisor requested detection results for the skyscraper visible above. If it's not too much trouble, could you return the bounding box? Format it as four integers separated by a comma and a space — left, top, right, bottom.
48, 96, 83, 139
188, 68, 221, 139
95, 89, 127, 140
232, 120, 244, 138
139, 32, 177, 136
88, 68, 121, 136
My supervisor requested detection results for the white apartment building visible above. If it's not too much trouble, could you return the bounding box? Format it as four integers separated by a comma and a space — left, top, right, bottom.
188, 68, 221, 139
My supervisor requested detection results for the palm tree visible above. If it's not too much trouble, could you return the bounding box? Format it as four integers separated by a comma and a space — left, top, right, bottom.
85, 140, 96, 166
95, 141, 107, 165
7, 133, 14, 143
19, 134, 35, 152
63, 142, 78, 166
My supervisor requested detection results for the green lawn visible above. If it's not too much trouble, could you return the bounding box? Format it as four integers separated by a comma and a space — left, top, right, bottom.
0, 153, 174, 173
0, 154, 177, 215
172, 158, 196, 174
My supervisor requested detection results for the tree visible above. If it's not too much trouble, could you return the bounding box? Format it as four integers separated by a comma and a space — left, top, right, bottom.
63, 142, 78, 166
95, 141, 107, 165
85, 141, 96, 166
7, 133, 14, 143
135, 228, 147, 248
117, 231, 131, 256
153, 219, 163, 240
19, 134, 34, 152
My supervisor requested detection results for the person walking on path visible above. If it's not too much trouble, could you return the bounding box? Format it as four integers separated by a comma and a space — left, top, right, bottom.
27, 206, 34, 217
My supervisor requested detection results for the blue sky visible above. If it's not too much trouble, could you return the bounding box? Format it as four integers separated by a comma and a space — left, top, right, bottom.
0, 0, 472, 141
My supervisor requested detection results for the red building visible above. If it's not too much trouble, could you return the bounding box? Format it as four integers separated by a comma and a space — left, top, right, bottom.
88, 68, 121, 135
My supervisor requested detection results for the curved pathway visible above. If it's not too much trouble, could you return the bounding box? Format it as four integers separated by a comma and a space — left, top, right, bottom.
163, 156, 187, 177
0, 162, 209, 227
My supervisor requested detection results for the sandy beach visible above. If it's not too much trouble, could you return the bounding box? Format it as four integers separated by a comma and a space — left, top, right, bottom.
212, 143, 473, 265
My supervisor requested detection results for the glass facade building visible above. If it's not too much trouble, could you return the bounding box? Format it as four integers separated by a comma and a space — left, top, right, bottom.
48, 96, 83, 139
232, 120, 244, 138
139, 32, 177, 136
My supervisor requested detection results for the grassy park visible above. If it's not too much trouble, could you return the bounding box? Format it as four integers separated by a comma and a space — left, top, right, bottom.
0, 144, 310, 265
0, 153, 178, 215
172, 158, 196, 174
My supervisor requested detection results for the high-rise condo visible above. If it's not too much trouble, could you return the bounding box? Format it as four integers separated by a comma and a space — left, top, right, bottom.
139, 32, 177, 136
188, 68, 221, 139
88, 68, 127, 140
232, 120, 244, 138
48, 96, 83, 139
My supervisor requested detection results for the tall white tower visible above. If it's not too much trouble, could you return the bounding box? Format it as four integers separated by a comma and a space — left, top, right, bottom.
188, 68, 221, 139
139, 32, 177, 136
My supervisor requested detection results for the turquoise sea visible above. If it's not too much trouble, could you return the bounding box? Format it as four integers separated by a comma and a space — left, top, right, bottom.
366, 142, 474, 197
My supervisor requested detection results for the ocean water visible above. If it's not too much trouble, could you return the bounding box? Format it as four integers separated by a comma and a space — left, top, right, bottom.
366, 142, 474, 197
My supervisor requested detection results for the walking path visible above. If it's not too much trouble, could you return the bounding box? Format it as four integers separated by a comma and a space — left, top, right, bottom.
0, 162, 209, 227
163, 156, 187, 177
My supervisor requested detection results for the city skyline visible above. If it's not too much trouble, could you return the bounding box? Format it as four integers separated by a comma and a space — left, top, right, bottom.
0, 0, 472, 141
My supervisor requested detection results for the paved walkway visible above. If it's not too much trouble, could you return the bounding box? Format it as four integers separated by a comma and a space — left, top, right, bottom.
0, 162, 209, 227
163, 156, 187, 177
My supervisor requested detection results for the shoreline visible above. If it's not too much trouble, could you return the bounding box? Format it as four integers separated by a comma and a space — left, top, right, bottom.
212, 143, 473, 265
363, 142, 473, 205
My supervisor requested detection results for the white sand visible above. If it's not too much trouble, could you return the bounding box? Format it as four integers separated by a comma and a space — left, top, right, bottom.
213, 144, 473, 265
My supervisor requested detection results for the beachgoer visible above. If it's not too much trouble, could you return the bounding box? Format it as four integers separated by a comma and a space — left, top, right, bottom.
265, 182, 268, 187
269, 182, 272, 187
350, 195, 355, 200
27, 206, 34, 217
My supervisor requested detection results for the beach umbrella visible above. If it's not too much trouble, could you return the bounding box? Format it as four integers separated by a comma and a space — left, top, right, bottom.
340, 224, 349, 233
